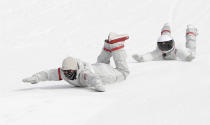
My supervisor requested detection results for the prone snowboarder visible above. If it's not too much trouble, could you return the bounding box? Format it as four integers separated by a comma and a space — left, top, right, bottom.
22, 33, 130, 92
132, 23, 198, 62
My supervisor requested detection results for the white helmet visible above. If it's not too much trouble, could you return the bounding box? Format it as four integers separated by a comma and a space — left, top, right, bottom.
157, 35, 175, 53
62, 57, 78, 70
157, 35, 173, 42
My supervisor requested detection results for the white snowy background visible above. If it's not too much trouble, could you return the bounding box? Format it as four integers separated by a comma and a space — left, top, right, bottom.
0, 0, 210, 125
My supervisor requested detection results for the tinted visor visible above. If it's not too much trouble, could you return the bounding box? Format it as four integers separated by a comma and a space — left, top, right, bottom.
62, 70, 77, 80
157, 40, 174, 51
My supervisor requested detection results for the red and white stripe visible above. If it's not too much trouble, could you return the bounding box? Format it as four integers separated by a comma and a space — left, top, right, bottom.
107, 36, 129, 44
104, 45, 124, 52
161, 30, 171, 35
58, 68, 62, 80
186, 32, 197, 37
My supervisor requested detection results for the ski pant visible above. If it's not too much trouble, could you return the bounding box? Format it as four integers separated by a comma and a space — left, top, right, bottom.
96, 40, 130, 82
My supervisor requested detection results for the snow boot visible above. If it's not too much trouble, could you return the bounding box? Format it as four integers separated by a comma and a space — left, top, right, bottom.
161, 23, 171, 35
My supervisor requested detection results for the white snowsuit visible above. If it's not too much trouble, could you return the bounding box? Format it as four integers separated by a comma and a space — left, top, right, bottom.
25, 33, 130, 90
133, 24, 197, 62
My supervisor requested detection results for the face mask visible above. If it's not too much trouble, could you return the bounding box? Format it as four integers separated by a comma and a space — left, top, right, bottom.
62, 70, 77, 80
157, 40, 174, 51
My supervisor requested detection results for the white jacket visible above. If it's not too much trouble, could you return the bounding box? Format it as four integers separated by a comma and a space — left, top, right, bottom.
32, 58, 126, 87
23, 32, 130, 91
133, 23, 197, 62
133, 31, 197, 62
136, 46, 195, 62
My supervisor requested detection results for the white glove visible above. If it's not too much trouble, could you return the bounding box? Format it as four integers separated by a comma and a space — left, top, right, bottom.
161, 23, 171, 35
186, 24, 198, 36
186, 24, 198, 53
93, 84, 105, 92
132, 54, 144, 62
90, 79, 105, 92
22, 76, 39, 84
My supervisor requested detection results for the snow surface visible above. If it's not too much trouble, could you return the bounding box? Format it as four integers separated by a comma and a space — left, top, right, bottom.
0, 0, 210, 125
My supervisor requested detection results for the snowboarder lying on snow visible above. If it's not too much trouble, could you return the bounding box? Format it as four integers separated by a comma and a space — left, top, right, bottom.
132, 23, 198, 62
22, 33, 130, 92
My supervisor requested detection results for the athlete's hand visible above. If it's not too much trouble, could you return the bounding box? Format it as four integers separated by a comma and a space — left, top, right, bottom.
22, 76, 39, 84
132, 54, 144, 62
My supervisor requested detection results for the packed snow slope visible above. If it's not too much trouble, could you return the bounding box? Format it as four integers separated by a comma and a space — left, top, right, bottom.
0, 0, 210, 125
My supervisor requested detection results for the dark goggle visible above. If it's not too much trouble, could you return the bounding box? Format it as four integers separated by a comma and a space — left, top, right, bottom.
157, 40, 174, 51
62, 70, 77, 80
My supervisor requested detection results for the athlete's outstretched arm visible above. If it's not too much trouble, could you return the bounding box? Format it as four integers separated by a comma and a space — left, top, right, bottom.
177, 24, 198, 61
22, 68, 61, 84
132, 49, 162, 62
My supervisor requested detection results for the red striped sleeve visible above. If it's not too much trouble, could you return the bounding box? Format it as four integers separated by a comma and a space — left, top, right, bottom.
58, 68, 62, 80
